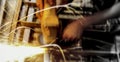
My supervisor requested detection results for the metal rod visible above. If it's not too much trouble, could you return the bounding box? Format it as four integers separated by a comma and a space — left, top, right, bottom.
114, 36, 120, 62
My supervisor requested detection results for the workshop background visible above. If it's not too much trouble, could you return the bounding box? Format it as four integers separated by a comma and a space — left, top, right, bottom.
0, 0, 120, 62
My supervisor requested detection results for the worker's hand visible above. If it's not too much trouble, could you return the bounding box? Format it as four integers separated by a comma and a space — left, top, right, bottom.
62, 19, 84, 42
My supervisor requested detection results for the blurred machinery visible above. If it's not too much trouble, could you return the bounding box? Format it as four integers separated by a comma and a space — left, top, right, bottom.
55, 0, 120, 62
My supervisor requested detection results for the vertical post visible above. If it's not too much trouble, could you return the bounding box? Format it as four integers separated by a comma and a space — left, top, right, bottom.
8, 0, 22, 43
0, 0, 6, 26
15, 0, 29, 43
22, 0, 35, 43
44, 49, 50, 62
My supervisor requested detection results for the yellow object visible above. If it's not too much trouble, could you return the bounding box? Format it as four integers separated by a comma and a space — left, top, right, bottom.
36, 0, 59, 44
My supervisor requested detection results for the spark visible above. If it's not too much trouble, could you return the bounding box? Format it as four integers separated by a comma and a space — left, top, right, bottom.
19, 3, 72, 21
6, 26, 34, 36
0, 44, 45, 62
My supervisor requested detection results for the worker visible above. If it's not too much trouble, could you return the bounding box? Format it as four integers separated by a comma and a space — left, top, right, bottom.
62, 1, 120, 42
36, 0, 120, 43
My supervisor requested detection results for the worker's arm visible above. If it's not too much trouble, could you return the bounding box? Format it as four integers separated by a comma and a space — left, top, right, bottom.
62, 2, 120, 41
82, 2, 120, 28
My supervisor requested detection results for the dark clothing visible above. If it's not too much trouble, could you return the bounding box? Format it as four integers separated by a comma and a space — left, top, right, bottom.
57, 0, 120, 50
